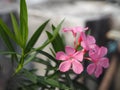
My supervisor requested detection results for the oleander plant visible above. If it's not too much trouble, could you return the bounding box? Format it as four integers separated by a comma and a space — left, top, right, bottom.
0, 0, 109, 90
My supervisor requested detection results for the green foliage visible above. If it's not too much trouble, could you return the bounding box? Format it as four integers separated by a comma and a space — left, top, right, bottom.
38, 76, 69, 89
0, 0, 91, 90
0, 26, 15, 51
10, 13, 22, 46
36, 20, 64, 51
20, 0, 28, 47
25, 20, 49, 53
46, 24, 65, 53
0, 19, 18, 45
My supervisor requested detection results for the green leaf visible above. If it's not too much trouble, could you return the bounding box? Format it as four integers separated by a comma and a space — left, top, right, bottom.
20, 0, 28, 47
46, 30, 65, 52
51, 24, 65, 52
24, 53, 37, 65
25, 20, 49, 54
36, 20, 64, 50
49, 48, 56, 56
35, 58, 55, 71
21, 69, 37, 83
0, 51, 18, 55
47, 71, 60, 79
37, 50, 57, 63
0, 26, 15, 51
10, 13, 22, 47
45, 78, 69, 89
33, 57, 52, 66
38, 76, 69, 89
52, 24, 56, 30
0, 26, 18, 63
0, 19, 17, 43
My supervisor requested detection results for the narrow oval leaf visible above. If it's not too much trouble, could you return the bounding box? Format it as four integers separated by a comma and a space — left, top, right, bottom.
36, 20, 64, 51
25, 20, 49, 53
38, 76, 69, 89
10, 13, 22, 47
22, 69, 37, 83
0, 26, 18, 62
20, 0, 28, 47
0, 19, 17, 43
24, 53, 37, 65
45, 79, 69, 89
36, 50, 57, 63
46, 31, 65, 52
33, 57, 52, 66
0, 26, 15, 51
0, 51, 18, 55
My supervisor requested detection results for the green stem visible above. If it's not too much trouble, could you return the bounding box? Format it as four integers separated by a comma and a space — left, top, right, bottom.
14, 49, 25, 74
65, 73, 74, 90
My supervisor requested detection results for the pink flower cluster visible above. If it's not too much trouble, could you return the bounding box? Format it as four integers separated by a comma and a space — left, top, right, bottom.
56, 26, 109, 78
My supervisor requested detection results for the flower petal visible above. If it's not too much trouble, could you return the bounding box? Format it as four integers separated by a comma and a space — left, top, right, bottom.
63, 28, 72, 32
87, 63, 96, 75
99, 58, 109, 68
59, 61, 71, 72
98, 46, 108, 58
95, 65, 103, 78
56, 51, 67, 60
74, 51, 84, 62
65, 46, 75, 55
81, 39, 88, 50
87, 35, 96, 45
81, 32, 86, 41
81, 32, 95, 51
81, 41, 88, 50
72, 60, 83, 74
89, 45, 99, 60
63, 27, 77, 37
75, 26, 88, 32
88, 44, 97, 50
63, 26, 88, 33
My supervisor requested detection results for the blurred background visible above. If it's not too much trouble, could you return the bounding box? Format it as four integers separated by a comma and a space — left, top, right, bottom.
0, 0, 120, 90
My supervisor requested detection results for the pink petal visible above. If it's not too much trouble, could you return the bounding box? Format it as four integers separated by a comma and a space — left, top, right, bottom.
81, 41, 87, 50
73, 51, 84, 62
98, 47, 108, 58
95, 65, 103, 78
78, 35, 82, 44
63, 28, 72, 32
65, 46, 75, 55
80, 32, 86, 41
99, 58, 109, 68
87, 63, 96, 75
72, 60, 83, 74
87, 35, 96, 45
59, 61, 71, 72
88, 44, 97, 50
89, 45, 99, 60
56, 51, 67, 60
81, 32, 93, 50
63, 27, 77, 37
75, 26, 88, 32
63, 26, 88, 33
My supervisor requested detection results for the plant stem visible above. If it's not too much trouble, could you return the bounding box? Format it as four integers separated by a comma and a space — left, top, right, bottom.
65, 73, 74, 90
14, 49, 25, 74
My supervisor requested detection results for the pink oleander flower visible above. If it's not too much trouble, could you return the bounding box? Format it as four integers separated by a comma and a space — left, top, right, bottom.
80, 32, 96, 51
87, 46, 109, 77
56, 46, 84, 74
63, 26, 88, 37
